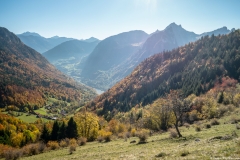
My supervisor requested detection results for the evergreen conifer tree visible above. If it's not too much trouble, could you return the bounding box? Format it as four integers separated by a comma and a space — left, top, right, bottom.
41, 124, 50, 143
59, 122, 66, 140
66, 117, 78, 139
51, 121, 60, 141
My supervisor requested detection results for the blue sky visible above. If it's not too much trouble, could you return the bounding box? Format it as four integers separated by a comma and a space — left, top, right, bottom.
0, 0, 240, 40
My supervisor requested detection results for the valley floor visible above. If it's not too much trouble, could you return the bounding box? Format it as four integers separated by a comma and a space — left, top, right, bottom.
20, 114, 240, 160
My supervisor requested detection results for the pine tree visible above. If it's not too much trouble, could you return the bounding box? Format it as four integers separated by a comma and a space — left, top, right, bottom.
59, 122, 66, 140
66, 117, 78, 139
41, 124, 50, 143
51, 121, 60, 141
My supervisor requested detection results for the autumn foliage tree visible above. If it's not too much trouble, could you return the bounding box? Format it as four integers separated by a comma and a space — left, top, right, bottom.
74, 111, 99, 141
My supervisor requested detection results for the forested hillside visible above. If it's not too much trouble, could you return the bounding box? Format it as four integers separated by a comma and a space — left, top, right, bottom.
87, 30, 240, 116
0, 27, 96, 110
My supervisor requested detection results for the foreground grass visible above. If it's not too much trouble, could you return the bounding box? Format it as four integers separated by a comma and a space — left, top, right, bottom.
21, 115, 240, 160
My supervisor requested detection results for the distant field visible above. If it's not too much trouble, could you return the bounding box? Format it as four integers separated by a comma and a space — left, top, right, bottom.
1, 111, 51, 123
35, 107, 48, 115
17, 113, 40, 123
21, 112, 240, 160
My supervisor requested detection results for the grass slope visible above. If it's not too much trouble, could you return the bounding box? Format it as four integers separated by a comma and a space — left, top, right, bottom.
21, 113, 240, 160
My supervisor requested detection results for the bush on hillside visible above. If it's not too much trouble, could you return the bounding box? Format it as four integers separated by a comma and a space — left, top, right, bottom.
211, 119, 220, 126
47, 141, 59, 150
169, 129, 178, 138
136, 129, 149, 143
77, 137, 87, 146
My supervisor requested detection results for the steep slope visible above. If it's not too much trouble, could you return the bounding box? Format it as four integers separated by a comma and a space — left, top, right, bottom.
107, 23, 231, 89
80, 30, 149, 90
87, 30, 240, 116
42, 40, 99, 62
107, 23, 198, 84
0, 27, 96, 109
17, 32, 75, 53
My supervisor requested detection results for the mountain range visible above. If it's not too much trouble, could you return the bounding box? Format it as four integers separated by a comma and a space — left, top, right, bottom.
17, 32, 76, 53
17, 23, 232, 92
79, 23, 231, 90
0, 27, 96, 109
17, 32, 99, 54
86, 29, 240, 117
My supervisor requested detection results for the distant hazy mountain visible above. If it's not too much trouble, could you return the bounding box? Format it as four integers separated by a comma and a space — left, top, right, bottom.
80, 30, 149, 90
199, 26, 230, 38
42, 40, 99, 62
79, 23, 231, 91
0, 27, 96, 109
84, 37, 99, 43
17, 32, 75, 53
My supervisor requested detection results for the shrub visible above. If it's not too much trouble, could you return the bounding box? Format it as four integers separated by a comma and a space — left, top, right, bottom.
60, 140, 68, 148
47, 141, 59, 150
195, 126, 202, 132
0, 144, 13, 158
38, 142, 46, 153
69, 138, 77, 146
211, 119, 220, 126
205, 124, 211, 129
22, 143, 40, 156
64, 138, 70, 146
131, 128, 136, 137
29, 144, 39, 155
136, 129, 149, 143
22, 145, 30, 156
217, 105, 229, 117
77, 137, 87, 146
104, 134, 112, 142
189, 110, 199, 122
97, 136, 104, 143
118, 123, 126, 133
125, 132, 131, 138
4, 149, 22, 160
98, 130, 112, 142
4, 150, 14, 160
169, 129, 178, 138
69, 144, 76, 154
117, 133, 124, 139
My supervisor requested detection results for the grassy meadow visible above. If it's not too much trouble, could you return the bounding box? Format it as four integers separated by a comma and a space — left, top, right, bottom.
19, 112, 240, 160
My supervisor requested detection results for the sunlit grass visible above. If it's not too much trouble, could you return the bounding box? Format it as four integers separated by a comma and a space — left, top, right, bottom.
35, 107, 48, 115
16, 113, 39, 123
20, 112, 240, 160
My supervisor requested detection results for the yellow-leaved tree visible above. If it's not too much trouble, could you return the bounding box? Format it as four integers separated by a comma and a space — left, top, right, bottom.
74, 111, 99, 141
